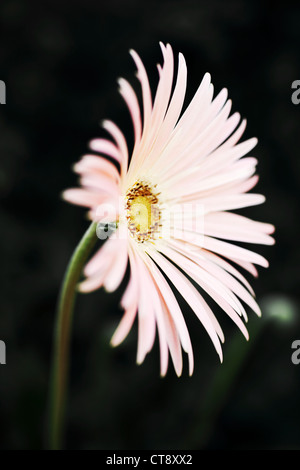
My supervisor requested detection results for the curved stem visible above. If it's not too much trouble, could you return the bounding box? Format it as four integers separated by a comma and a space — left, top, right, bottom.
49, 221, 98, 450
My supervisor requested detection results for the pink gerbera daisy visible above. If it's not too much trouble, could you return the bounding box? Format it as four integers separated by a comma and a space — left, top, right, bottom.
63, 42, 274, 376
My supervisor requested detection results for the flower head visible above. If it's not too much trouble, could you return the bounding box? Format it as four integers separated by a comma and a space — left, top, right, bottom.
63, 43, 275, 376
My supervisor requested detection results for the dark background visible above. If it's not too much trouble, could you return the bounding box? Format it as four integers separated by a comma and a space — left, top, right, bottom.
0, 0, 299, 450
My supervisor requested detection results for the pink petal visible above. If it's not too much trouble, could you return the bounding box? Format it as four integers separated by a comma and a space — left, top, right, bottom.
201, 235, 269, 268
147, 52, 187, 162
101, 120, 129, 176
147, 247, 224, 362
103, 239, 128, 292
110, 300, 138, 347
146, 254, 194, 375
89, 138, 122, 162
129, 49, 152, 133
118, 77, 142, 148
62, 188, 108, 207
135, 254, 157, 365
73, 154, 120, 182
160, 243, 247, 319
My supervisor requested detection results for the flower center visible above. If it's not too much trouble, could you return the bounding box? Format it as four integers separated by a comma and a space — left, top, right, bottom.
126, 181, 161, 243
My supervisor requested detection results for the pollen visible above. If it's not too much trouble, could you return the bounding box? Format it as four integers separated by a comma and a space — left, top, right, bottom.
126, 181, 161, 243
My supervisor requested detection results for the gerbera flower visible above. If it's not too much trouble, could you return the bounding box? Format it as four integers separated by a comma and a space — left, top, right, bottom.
63, 42, 274, 376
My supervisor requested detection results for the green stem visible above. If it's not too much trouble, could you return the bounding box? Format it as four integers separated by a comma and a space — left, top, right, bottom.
49, 221, 98, 450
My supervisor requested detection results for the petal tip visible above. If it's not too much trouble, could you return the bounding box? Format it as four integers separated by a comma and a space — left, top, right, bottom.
61, 190, 67, 200
219, 351, 224, 363
77, 283, 88, 294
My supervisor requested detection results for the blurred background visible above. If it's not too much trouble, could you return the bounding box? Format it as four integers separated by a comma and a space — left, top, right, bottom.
0, 0, 299, 450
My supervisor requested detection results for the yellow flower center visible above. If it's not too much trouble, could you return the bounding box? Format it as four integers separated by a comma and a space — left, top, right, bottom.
129, 196, 152, 233
126, 181, 161, 243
